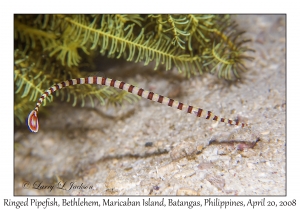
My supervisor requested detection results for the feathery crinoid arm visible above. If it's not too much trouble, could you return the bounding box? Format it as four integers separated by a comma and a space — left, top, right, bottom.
32, 14, 252, 79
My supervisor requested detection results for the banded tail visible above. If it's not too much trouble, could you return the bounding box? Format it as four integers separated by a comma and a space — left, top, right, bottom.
27, 76, 248, 132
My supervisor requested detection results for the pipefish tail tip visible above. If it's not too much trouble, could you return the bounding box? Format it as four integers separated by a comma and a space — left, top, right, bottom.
28, 110, 39, 133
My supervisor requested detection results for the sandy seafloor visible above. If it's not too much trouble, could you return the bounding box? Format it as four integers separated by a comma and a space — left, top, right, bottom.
14, 15, 286, 195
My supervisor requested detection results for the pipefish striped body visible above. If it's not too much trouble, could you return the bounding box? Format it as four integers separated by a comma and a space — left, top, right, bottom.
28, 76, 248, 133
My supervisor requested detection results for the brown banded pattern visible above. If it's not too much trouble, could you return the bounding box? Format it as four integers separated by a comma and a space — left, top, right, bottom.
27, 76, 248, 133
